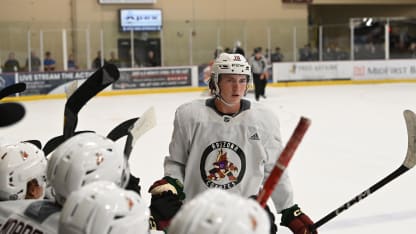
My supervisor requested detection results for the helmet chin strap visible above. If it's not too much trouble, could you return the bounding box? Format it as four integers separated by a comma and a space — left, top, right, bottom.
214, 85, 248, 108
215, 93, 236, 107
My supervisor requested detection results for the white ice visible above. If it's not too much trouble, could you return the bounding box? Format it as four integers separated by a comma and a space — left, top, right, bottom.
2, 83, 416, 233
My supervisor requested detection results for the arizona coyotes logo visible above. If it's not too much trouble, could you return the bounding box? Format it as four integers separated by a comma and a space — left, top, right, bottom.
207, 149, 238, 182
200, 141, 246, 189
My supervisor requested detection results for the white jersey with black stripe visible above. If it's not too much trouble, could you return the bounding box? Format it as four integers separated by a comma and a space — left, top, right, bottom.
164, 97, 294, 212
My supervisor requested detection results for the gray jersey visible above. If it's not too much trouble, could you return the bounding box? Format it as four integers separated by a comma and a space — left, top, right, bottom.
164, 98, 294, 212
0, 200, 60, 234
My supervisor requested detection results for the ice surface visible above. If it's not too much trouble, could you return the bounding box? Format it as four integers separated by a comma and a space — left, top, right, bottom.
2, 83, 416, 233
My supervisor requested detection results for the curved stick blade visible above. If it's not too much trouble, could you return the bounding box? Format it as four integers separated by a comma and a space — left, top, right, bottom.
403, 109, 416, 169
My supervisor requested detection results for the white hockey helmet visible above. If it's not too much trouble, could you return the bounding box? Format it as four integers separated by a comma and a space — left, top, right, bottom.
59, 181, 150, 234
0, 142, 47, 201
168, 189, 270, 234
47, 132, 129, 205
209, 52, 252, 96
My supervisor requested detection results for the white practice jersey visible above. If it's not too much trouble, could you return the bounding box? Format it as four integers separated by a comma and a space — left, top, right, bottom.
164, 98, 294, 212
0, 200, 60, 234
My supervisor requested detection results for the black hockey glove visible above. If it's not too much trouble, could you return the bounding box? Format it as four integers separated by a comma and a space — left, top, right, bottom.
148, 176, 185, 230
280, 204, 317, 234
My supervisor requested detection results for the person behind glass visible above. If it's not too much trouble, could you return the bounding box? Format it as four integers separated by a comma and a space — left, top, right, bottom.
25, 51, 41, 72
271, 47, 284, 63
108, 51, 121, 67
92, 50, 106, 69
67, 54, 78, 70
248, 47, 269, 101
233, 40, 245, 57
44, 51, 56, 72
144, 50, 158, 67
148, 52, 317, 234
3, 52, 20, 73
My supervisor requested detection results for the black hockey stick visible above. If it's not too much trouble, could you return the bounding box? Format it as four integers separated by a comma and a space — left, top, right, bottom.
107, 117, 139, 141
63, 63, 119, 139
43, 63, 119, 155
310, 109, 416, 231
23, 140, 42, 149
0, 83, 26, 100
0, 102, 25, 127
42, 130, 95, 155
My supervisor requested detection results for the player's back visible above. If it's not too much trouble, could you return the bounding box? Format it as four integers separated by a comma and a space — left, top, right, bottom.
0, 199, 60, 234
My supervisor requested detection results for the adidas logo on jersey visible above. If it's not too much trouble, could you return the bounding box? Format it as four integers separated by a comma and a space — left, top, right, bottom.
249, 133, 260, 140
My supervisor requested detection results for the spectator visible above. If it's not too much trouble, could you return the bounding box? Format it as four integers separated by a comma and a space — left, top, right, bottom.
299, 43, 317, 61
3, 52, 20, 72
144, 50, 158, 67
25, 51, 41, 72
43, 51, 56, 71
108, 51, 121, 67
67, 54, 78, 70
92, 50, 106, 69
233, 40, 245, 57
270, 47, 284, 63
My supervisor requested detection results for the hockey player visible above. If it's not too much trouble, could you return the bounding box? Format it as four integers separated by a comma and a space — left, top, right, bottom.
47, 132, 130, 205
59, 180, 150, 234
0, 132, 131, 233
149, 52, 317, 234
168, 188, 270, 234
0, 141, 47, 201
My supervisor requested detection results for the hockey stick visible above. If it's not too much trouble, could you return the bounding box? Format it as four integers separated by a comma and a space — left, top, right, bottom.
123, 107, 157, 160
63, 63, 119, 139
43, 63, 119, 155
257, 117, 311, 207
64, 80, 78, 99
107, 117, 139, 141
0, 103, 25, 127
42, 130, 95, 155
0, 83, 26, 100
309, 109, 416, 231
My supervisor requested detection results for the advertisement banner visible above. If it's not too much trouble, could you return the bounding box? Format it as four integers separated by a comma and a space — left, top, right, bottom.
273, 61, 352, 82
114, 67, 192, 89
17, 71, 93, 95
352, 60, 416, 80
0, 73, 17, 94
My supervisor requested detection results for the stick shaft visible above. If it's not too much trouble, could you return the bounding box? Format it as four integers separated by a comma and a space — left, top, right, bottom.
257, 117, 311, 207
310, 165, 408, 231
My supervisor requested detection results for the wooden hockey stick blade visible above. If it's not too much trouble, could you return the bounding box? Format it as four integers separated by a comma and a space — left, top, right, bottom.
107, 117, 139, 141
403, 109, 416, 169
64, 80, 78, 99
124, 106, 157, 159
63, 63, 119, 139
0, 83, 26, 100
257, 117, 311, 207
310, 109, 416, 231
0, 103, 25, 127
